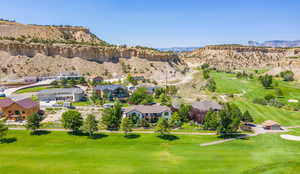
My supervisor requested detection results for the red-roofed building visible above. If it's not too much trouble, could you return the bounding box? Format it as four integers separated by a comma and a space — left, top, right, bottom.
0, 98, 40, 121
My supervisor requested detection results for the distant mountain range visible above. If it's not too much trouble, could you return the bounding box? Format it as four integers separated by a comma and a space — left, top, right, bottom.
157, 47, 200, 52
248, 40, 300, 48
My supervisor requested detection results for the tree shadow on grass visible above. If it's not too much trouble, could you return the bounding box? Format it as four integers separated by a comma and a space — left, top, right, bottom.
89, 133, 108, 140
218, 134, 249, 140
67, 132, 108, 139
0, 137, 17, 144
124, 134, 140, 139
30, 130, 51, 136
157, 134, 179, 141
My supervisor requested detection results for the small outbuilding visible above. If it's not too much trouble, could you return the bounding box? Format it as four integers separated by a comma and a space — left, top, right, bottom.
262, 120, 281, 130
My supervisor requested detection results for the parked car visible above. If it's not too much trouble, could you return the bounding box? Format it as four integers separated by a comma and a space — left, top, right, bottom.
0, 92, 6, 97
103, 103, 114, 109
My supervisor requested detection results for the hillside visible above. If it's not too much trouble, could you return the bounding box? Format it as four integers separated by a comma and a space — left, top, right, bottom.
248, 40, 300, 48
0, 20, 108, 46
182, 45, 300, 77
0, 21, 187, 81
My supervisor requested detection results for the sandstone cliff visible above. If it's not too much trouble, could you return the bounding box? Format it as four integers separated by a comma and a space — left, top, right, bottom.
0, 20, 105, 44
182, 45, 300, 69
0, 40, 185, 81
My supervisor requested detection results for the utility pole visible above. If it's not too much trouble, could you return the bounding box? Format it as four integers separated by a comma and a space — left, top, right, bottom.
165, 68, 168, 96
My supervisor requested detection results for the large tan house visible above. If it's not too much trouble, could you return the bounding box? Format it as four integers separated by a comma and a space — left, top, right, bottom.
0, 98, 40, 121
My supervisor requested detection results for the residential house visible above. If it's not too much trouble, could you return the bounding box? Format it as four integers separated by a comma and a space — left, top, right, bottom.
131, 73, 145, 81
123, 104, 172, 123
57, 72, 82, 80
94, 84, 128, 101
262, 120, 282, 130
24, 76, 38, 83
37, 88, 84, 102
0, 98, 40, 121
88, 75, 103, 84
135, 84, 159, 94
190, 100, 222, 123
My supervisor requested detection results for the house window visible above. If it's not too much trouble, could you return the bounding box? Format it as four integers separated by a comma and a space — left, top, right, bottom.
22, 111, 25, 114
164, 112, 169, 116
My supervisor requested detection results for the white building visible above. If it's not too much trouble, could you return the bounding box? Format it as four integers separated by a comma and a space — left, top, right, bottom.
37, 88, 84, 102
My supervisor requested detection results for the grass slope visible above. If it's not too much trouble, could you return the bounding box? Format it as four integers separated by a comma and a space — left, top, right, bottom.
211, 71, 300, 126
15, 86, 54, 94
0, 130, 299, 174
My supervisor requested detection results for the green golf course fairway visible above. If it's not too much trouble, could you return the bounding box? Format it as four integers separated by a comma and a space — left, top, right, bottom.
210, 71, 300, 126
0, 130, 299, 174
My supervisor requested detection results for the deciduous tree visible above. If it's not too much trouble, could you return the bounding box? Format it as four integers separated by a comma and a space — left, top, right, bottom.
25, 113, 41, 132
82, 114, 98, 137
62, 110, 83, 133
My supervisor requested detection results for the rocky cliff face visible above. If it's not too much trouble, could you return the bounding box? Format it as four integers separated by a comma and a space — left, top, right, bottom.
182, 45, 300, 69
0, 40, 185, 81
0, 40, 179, 62
0, 21, 104, 44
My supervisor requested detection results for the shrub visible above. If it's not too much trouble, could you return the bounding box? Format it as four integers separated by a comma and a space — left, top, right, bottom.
253, 98, 267, 105
260, 74, 272, 88
264, 94, 275, 101
280, 70, 294, 81
201, 63, 209, 69
206, 78, 216, 92
268, 99, 284, 108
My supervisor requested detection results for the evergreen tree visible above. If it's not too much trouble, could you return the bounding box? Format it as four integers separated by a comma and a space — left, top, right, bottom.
0, 120, 8, 141
260, 74, 273, 88
25, 113, 41, 132
82, 114, 98, 137
178, 104, 192, 122
217, 104, 242, 135
129, 87, 153, 104
155, 117, 170, 135
136, 117, 150, 128
241, 110, 254, 122
203, 110, 219, 130
121, 117, 133, 136
101, 102, 122, 129
169, 112, 182, 128
203, 69, 210, 79
207, 78, 216, 92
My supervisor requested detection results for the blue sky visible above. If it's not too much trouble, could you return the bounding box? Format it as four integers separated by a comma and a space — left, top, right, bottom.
0, 0, 299, 47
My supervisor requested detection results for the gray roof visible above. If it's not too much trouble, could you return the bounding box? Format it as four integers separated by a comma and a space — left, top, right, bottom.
124, 104, 171, 114
192, 101, 222, 111
94, 84, 126, 91
38, 88, 84, 95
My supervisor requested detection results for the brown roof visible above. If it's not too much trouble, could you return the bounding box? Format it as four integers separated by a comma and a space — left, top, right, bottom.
262, 120, 280, 127
0, 98, 14, 108
124, 104, 171, 114
16, 98, 38, 109
192, 101, 222, 111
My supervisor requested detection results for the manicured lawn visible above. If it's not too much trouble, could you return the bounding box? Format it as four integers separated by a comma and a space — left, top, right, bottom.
72, 101, 92, 106
286, 128, 300, 136
233, 100, 300, 126
0, 130, 299, 174
210, 71, 300, 126
15, 86, 54, 94
211, 71, 300, 105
